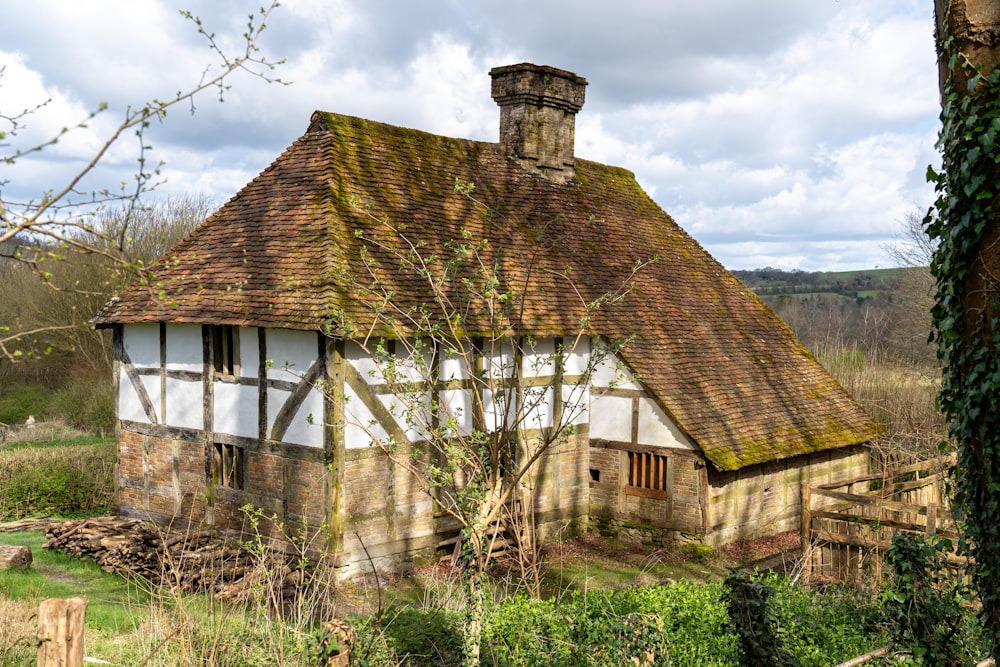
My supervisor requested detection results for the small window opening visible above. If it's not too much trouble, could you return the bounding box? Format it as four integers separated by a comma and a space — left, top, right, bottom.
213, 442, 245, 490
590, 469, 601, 482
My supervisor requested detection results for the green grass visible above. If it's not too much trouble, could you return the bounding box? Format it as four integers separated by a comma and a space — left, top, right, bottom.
0, 531, 149, 634
1, 435, 113, 450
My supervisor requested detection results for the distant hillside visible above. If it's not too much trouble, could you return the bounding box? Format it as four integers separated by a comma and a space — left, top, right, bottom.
731, 267, 915, 304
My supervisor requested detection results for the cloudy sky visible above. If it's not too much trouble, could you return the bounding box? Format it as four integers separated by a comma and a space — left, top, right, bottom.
1, 0, 940, 271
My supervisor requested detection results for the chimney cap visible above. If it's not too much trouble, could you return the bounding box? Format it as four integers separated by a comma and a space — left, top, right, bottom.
490, 63, 587, 113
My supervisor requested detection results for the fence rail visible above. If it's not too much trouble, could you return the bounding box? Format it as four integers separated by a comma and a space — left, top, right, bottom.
802, 453, 958, 585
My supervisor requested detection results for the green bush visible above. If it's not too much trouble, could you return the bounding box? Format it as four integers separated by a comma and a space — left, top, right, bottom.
0, 385, 51, 426
481, 582, 738, 666
0, 441, 115, 518
47, 381, 115, 435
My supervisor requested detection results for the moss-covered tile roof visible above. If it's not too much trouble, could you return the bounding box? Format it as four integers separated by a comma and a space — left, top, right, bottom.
94, 111, 875, 470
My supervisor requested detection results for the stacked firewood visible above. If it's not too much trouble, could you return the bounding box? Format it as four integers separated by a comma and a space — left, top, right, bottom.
44, 516, 308, 605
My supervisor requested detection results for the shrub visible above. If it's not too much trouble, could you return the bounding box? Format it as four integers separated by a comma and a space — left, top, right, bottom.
882, 533, 982, 665
47, 381, 115, 435
0, 385, 51, 426
0, 441, 115, 518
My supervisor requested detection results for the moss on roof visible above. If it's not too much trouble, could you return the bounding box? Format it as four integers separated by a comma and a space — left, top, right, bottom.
94, 111, 876, 470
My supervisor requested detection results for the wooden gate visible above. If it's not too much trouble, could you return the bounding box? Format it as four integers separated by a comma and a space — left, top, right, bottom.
801, 453, 957, 585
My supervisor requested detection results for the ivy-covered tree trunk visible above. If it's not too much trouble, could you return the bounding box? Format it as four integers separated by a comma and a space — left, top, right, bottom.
931, 0, 1000, 659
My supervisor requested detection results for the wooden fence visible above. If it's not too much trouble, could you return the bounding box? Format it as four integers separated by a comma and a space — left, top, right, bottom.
801, 453, 958, 585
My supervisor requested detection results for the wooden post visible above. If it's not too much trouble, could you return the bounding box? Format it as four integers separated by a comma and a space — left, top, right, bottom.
37, 597, 87, 667
801, 483, 812, 584
927, 500, 937, 535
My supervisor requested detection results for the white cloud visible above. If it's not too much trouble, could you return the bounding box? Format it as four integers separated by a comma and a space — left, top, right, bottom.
0, 0, 942, 271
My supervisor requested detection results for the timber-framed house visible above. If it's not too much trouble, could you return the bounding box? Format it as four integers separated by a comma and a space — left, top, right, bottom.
94, 64, 875, 574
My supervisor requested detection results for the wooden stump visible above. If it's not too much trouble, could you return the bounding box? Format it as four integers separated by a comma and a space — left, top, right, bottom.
37, 597, 88, 667
319, 619, 354, 667
0, 544, 31, 569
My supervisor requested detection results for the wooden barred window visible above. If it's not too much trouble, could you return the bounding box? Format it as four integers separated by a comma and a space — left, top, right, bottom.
210, 324, 239, 377
213, 442, 245, 490
626, 451, 669, 499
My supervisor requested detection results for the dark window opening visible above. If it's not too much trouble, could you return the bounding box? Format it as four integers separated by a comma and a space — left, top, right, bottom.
213, 442, 245, 490
590, 469, 601, 482
211, 325, 238, 377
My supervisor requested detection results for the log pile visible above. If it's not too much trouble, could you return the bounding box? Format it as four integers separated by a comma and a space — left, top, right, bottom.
44, 517, 309, 607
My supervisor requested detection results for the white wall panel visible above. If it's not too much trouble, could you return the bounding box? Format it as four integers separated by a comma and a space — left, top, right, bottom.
124, 323, 159, 367
591, 352, 642, 390
344, 382, 389, 449
439, 388, 473, 436
561, 384, 590, 426
165, 378, 203, 430
118, 368, 156, 423
215, 382, 258, 438
165, 324, 202, 372
267, 329, 317, 382
522, 338, 556, 378
281, 388, 324, 447
562, 336, 590, 376
379, 392, 431, 442
637, 398, 693, 449
590, 394, 632, 441
523, 386, 555, 430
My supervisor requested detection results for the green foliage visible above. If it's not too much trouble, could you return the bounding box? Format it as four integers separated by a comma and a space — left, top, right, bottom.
724, 572, 799, 667
46, 380, 115, 434
925, 34, 1000, 659
0, 385, 51, 425
0, 440, 115, 517
882, 533, 978, 665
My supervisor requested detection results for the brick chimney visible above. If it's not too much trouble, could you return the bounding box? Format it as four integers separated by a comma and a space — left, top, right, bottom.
490, 63, 587, 184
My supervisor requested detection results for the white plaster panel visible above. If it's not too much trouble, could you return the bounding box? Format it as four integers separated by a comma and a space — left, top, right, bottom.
637, 398, 693, 450
266, 328, 317, 382
522, 338, 556, 378
378, 391, 431, 442
281, 388, 324, 447
523, 386, 554, 430
561, 383, 590, 426
439, 388, 473, 436
482, 388, 514, 432
215, 382, 258, 438
344, 382, 390, 449
482, 340, 515, 379
124, 323, 160, 368
562, 336, 590, 376
118, 368, 156, 424
165, 378, 203, 430
345, 340, 385, 384
591, 352, 642, 390
164, 324, 202, 372
439, 344, 471, 382
239, 327, 259, 378
393, 340, 434, 384
590, 394, 633, 441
